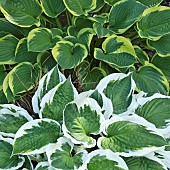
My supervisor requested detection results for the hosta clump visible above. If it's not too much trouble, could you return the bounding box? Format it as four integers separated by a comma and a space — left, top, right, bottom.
0, 66, 170, 169
0, 0, 170, 103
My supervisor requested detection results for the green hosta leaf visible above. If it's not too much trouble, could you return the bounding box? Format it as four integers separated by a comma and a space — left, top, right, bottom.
40, 0, 65, 18
109, 0, 146, 34
63, 0, 96, 16
46, 137, 86, 170
85, 150, 128, 170
134, 45, 149, 65
0, 136, 25, 169
63, 98, 104, 147
91, 0, 105, 12
37, 51, 57, 73
40, 78, 77, 123
13, 118, 61, 155
28, 28, 55, 52
132, 64, 169, 95
52, 41, 88, 69
77, 28, 95, 53
152, 54, 170, 82
0, 104, 33, 137
0, 34, 18, 64
8, 62, 39, 95
50, 28, 63, 37
98, 118, 167, 153
137, 0, 163, 7
137, 6, 170, 40
0, 0, 42, 27
0, 19, 22, 38
136, 96, 170, 129
104, 0, 120, 6
147, 34, 170, 57
125, 156, 166, 170
102, 75, 135, 114
94, 35, 136, 68
15, 38, 38, 63
0, 91, 8, 104
0, 68, 6, 91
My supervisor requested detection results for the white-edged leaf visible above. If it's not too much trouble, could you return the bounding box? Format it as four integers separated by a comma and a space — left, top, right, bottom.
13, 118, 61, 155
0, 104, 33, 137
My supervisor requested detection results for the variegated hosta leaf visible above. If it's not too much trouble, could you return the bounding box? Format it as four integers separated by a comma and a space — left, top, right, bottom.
91, 0, 105, 12
8, 62, 40, 95
98, 116, 167, 154
0, 136, 25, 170
85, 149, 128, 170
0, 104, 32, 137
132, 64, 169, 95
137, 6, 170, 40
32, 65, 66, 114
147, 34, 170, 57
40, 0, 65, 18
35, 162, 54, 170
136, 95, 170, 129
108, 0, 146, 34
27, 28, 56, 52
52, 41, 88, 69
0, 0, 42, 27
96, 73, 136, 114
46, 137, 87, 169
13, 118, 61, 155
15, 38, 38, 63
40, 78, 77, 123
94, 35, 136, 68
134, 45, 149, 65
152, 54, 170, 82
22, 156, 34, 170
0, 66, 6, 91
0, 34, 18, 64
63, 98, 104, 148
63, 0, 96, 16
137, 0, 163, 7
125, 156, 167, 170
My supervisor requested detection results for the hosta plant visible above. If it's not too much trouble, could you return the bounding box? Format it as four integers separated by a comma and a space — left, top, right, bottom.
0, 66, 170, 170
0, 0, 170, 103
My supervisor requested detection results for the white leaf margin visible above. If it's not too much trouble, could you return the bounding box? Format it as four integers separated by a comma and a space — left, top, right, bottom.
98, 114, 166, 157
83, 149, 129, 170
13, 118, 61, 155
32, 65, 66, 114
34, 162, 54, 170
0, 135, 25, 170
62, 97, 105, 148
46, 137, 87, 170
0, 104, 33, 137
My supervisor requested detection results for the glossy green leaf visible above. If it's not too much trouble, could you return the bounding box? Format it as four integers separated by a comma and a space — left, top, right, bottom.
15, 38, 38, 63
137, 0, 163, 7
0, 136, 25, 169
91, 0, 105, 12
152, 54, 170, 82
136, 97, 170, 129
103, 75, 134, 114
8, 62, 38, 95
147, 34, 170, 57
63, 0, 96, 16
13, 118, 61, 155
40, 0, 65, 18
0, 0, 42, 27
0, 34, 18, 64
125, 156, 166, 170
132, 64, 169, 95
86, 150, 128, 170
40, 78, 76, 123
99, 120, 167, 152
109, 0, 146, 34
137, 6, 170, 40
134, 45, 149, 65
28, 28, 54, 52
63, 99, 103, 147
94, 35, 136, 68
0, 104, 33, 137
46, 137, 85, 170
52, 41, 88, 69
